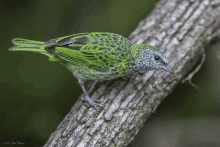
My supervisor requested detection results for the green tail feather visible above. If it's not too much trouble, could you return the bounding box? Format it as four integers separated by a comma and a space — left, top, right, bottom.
9, 38, 59, 61
9, 38, 45, 52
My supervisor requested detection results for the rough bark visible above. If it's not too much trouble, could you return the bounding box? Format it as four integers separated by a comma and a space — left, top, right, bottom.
44, 0, 220, 146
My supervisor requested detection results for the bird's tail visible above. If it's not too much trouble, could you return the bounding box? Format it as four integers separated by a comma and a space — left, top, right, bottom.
9, 38, 46, 52
9, 38, 58, 61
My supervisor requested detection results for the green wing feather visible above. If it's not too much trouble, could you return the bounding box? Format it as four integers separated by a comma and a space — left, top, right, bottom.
9, 32, 134, 77
47, 32, 132, 73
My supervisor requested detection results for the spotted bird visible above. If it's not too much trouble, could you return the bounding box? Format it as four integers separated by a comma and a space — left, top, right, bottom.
9, 32, 172, 109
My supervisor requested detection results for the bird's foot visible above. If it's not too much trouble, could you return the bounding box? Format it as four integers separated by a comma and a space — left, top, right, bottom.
81, 96, 102, 110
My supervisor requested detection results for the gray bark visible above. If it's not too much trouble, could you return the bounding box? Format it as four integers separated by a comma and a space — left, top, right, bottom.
44, 0, 220, 146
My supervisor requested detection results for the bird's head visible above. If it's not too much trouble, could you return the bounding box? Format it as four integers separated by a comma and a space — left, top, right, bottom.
131, 44, 172, 73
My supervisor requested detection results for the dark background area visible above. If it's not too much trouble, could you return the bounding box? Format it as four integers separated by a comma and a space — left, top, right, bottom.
1, 0, 220, 146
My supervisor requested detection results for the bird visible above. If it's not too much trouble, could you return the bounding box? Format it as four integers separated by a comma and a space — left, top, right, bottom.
9, 32, 172, 109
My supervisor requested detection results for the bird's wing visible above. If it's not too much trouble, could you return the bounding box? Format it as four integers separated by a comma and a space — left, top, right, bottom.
45, 32, 132, 71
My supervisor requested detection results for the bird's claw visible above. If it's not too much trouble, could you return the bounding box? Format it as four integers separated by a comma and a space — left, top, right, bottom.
81, 96, 102, 110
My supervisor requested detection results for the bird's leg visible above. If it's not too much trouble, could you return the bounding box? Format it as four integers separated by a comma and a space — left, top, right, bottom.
78, 78, 102, 109
72, 71, 102, 109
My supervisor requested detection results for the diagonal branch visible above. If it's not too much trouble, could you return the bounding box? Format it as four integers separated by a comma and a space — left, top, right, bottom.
44, 0, 220, 146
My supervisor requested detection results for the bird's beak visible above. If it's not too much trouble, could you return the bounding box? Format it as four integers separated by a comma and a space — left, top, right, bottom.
162, 66, 173, 73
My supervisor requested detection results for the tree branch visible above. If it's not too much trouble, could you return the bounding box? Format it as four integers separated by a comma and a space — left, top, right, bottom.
44, 0, 220, 146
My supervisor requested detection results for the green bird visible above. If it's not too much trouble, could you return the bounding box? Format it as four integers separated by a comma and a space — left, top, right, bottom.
9, 32, 172, 109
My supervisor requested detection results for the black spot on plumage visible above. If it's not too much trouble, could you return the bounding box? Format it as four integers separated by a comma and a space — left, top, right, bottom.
130, 57, 135, 62
117, 47, 123, 51
62, 44, 81, 50
92, 41, 99, 44
74, 42, 87, 45
105, 41, 110, 44
46, 46, 55, 54
75, 37, 90, 42
99, 56, 103, 59
81, 51, 94, 56
113, 37, 119, 41
68, 46, 81, 50
131, 62, 136, 66
110, 45, 116, 47
99, 47, 107, 50
96, 66, 106, 71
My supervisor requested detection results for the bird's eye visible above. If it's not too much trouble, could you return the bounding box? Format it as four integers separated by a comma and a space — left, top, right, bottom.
154, 55, 160, 61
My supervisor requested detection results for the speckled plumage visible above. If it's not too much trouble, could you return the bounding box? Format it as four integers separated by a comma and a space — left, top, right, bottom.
9, 32, 172, 109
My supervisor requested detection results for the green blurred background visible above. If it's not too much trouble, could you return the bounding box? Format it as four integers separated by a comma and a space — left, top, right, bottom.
1, 0, 220, 146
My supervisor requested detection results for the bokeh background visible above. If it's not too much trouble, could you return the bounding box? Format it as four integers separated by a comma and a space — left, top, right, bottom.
1, 0, 220, 146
